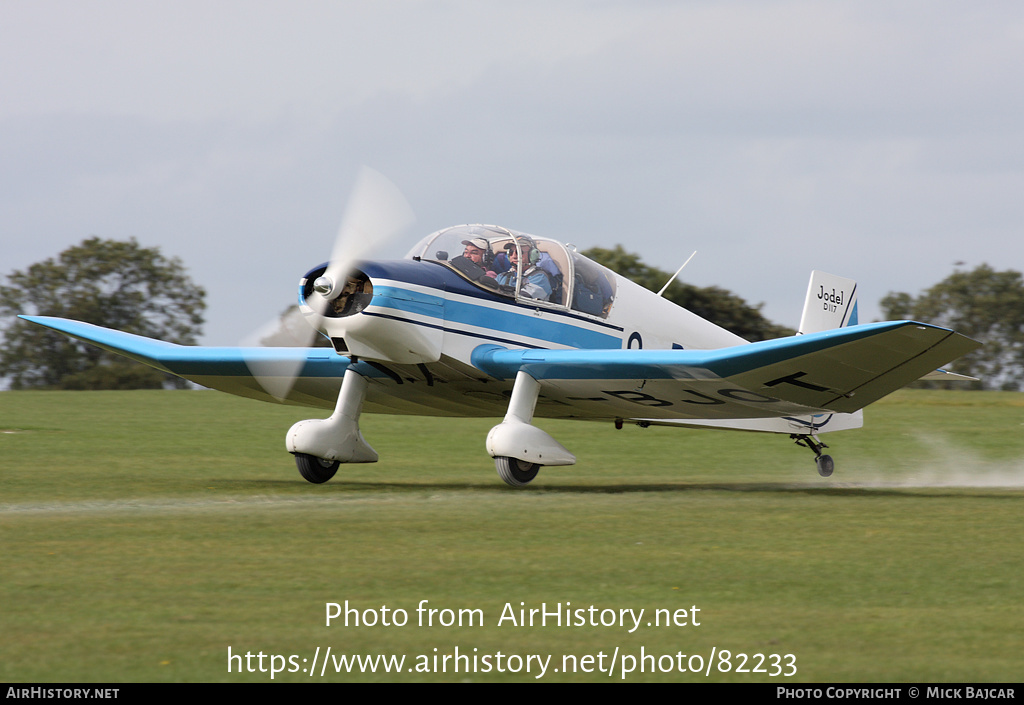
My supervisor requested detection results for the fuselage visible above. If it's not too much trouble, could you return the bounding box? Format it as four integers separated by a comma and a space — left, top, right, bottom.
289, 225, 754, 420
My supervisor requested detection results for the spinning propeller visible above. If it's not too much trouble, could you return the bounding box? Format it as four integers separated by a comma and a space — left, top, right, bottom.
245, 167, 415, 401
304, 166, 416, 316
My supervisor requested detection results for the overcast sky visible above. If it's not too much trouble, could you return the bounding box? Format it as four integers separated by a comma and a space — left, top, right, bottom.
3, 0, 1022, 344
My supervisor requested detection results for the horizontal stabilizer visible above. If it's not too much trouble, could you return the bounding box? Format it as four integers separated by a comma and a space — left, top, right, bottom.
638, 410, 864, 435
918, 368, 978, 382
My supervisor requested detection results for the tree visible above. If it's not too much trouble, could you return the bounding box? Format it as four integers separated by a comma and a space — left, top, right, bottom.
582, 245, 794, 341
881, 264, 1024, 390
0, 238, 206, 389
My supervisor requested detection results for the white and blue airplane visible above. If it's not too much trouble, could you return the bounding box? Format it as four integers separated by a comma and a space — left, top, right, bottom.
21, 174, 979, 487
23, 222, 979, 487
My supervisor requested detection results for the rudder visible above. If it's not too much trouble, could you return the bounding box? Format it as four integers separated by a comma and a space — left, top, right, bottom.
798, 271, 858, 334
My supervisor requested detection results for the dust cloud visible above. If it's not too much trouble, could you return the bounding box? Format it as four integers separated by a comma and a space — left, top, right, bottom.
849, 434, 1024, 489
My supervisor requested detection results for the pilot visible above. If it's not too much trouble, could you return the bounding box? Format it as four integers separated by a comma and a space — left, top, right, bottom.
495, 240, 553, 301
450, 237, 498, 282
462, 238, 496, 272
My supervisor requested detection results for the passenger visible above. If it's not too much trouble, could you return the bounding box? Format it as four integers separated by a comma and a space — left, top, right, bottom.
495, 240, 553, 301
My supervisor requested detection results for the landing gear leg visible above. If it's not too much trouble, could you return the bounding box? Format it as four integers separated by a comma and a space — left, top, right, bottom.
286, 367, 378, 483
486, 371, 576, 487
792, 434, 834, 478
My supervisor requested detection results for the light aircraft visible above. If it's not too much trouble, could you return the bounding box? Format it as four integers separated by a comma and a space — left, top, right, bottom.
22, 172, 979, 487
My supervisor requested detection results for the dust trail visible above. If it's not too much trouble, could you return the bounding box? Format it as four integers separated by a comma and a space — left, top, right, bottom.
849, 434, 1024, 489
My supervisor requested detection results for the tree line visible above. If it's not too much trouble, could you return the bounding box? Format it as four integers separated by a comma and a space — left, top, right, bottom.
2, 238, 1021, 390
881, 264, 1024, 391
0, 238, 205, 389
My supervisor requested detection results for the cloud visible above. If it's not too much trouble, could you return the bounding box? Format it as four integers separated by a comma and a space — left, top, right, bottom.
3, 1, 1023, 342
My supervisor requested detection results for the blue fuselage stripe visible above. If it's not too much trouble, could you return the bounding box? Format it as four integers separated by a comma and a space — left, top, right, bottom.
371, 285, 622, 349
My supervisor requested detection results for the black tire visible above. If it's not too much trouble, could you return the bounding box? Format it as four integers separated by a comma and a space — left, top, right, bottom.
295, 453, 340, 484
816, 454, 835, 478
495, 456, 540, 487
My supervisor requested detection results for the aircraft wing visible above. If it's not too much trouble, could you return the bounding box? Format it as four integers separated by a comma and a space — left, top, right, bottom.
18, 315, 351, 406
22, 315, 979, 421
472, 320, 980, 416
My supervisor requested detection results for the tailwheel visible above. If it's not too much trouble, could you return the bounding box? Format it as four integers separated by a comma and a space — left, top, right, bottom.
791, 434, 835, 478
294, 453, 340, 484
495, 456, 540, 487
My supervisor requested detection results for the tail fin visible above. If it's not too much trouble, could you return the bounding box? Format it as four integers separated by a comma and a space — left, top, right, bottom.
798, 271, 858, 334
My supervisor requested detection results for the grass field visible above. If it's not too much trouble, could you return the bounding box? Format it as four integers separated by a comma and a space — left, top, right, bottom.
2, 389, 1022, 682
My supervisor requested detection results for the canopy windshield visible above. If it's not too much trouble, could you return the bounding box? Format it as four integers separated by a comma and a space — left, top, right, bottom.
405, 224, 616, 318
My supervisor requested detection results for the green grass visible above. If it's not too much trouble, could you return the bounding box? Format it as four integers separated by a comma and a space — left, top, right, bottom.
1, 389, 1022, 682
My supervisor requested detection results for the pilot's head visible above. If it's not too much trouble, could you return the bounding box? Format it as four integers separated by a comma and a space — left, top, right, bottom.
461, 237, 488, 264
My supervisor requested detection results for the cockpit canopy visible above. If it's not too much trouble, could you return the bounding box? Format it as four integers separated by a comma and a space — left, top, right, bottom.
405, 225, 616, 318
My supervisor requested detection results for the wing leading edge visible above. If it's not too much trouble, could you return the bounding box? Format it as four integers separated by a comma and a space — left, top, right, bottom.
22, 316, 979, 421
19, 315, 351, 406
472, 320, 980, 416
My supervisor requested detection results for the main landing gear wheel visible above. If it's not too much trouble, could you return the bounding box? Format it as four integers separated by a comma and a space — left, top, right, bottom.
294, 453, 340, 484
495, 457, 540, 487
815, 454, 835, 478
